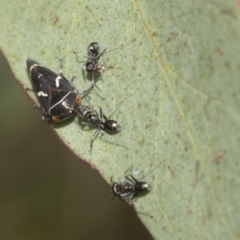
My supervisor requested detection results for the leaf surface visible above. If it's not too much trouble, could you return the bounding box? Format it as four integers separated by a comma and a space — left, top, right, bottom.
1, 0, 240, 239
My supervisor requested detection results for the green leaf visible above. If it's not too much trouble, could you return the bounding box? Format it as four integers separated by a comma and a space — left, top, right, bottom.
1, 0, 240, 239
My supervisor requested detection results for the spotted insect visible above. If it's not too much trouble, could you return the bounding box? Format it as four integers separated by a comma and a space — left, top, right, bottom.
77, 104, 121, 152
111, 175, 151, 203
26, 59, 93, 122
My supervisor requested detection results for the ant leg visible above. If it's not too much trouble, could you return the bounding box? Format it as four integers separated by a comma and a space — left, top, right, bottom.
80, 84, 94, 98
103, 100, 125, 119
90, 129, 100, 154
71, 76, 76, 81
81, 122, 95, 127
99, 107, 103, 118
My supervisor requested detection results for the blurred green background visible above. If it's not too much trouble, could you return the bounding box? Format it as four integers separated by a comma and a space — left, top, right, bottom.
0, 52, 152, 240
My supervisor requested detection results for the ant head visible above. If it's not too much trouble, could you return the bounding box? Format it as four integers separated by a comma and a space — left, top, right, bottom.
87, 42, 99, 56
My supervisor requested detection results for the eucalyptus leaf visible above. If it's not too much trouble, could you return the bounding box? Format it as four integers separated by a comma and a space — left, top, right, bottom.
1, 0, 240, 239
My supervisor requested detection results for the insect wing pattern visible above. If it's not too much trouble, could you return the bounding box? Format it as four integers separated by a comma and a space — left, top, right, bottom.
27, 59, 81, 122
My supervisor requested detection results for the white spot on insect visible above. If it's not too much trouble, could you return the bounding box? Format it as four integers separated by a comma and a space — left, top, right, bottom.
62, 100, 72, 111
38, 74, 42, 79
55, 76, 62, 88
29, 64, 40, 73
37, 91, 48, 97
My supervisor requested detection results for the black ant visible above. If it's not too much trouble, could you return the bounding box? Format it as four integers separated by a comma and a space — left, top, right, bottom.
77, 104, 121, 153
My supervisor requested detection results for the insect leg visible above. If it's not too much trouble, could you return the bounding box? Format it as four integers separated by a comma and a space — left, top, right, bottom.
33, 104, 51, 121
